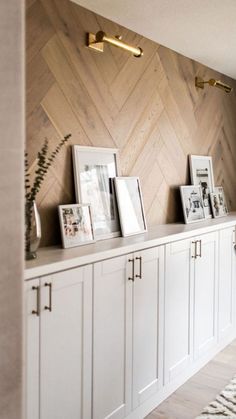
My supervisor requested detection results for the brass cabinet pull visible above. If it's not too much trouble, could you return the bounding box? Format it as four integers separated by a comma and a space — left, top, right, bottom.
32, 285, 40, 316
135, 256, 142, 279
196, 240, 202, 258
44, 282, 52, 312
128, 258, 135, 281
191, 241, 197, 259
199, 240, 202, 258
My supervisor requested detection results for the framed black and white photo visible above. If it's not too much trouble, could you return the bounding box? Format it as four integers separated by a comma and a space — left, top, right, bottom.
180, 185, 206, 224
189, 155, 214, 219
72, 146, 120, 240
210, 186, 228, 218
114, 177, 147, 237
58, 204, 95, 248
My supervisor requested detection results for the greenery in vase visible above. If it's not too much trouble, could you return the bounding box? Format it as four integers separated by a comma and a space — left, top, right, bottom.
25, 134, 71, 254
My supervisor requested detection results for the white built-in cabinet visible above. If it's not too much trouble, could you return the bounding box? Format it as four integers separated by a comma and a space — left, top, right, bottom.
165, 231, 220, 384
25, 265, 92, 419
25, 220, 236, 419
93, 247, 164, 419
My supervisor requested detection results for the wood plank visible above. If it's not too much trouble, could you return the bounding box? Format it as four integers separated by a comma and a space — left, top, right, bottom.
158, 46, 198, 136
157, 111, 187, 180
120, 89, 164, 174
41, 0, 119, 130
41, 83, 91, 146
114, 53, 166, 148
110, 37, 158, 109
42, 34, 115, 148
26, 0, 55, 63
26, 52, 55, 116
158, 78, 195, 155
26, 105, 61, 165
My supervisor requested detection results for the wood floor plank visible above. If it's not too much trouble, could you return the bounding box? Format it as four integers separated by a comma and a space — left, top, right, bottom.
146, 340, 236, 419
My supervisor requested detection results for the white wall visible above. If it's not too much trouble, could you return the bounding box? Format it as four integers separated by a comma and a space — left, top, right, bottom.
0, 1, 24, 418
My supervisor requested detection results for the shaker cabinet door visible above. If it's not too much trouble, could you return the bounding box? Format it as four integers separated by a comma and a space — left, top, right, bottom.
164, 239, 194, 384
194, 232, 218, 359
132, 246, 164, 408
93, 255, 133, 419
40, 265, 93, 419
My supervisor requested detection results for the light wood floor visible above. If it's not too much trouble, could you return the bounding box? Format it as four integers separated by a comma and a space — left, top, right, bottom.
146, 340, 236, 419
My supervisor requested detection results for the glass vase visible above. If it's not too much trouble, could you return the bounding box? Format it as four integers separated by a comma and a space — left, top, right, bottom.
25, 200, 41, 260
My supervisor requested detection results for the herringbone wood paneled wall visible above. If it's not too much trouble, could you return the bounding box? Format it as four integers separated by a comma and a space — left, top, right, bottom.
26, 0, 236, 247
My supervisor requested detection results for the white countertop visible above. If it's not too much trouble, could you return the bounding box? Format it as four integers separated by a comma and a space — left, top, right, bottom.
25, 213, 236, 280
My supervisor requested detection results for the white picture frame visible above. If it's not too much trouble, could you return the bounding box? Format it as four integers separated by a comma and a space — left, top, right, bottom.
189, 155, 214, 219
58, 204, 95, 248
210, 186, 228, 218
180, 185, 206, 224
114, 177, 147, 237
72, 146, 120, 240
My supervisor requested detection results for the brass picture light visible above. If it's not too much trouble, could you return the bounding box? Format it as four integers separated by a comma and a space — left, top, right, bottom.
195, 76, 232, 94
87, 31, 143, 58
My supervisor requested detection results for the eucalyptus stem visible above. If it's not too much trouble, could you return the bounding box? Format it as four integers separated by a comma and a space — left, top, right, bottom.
25, 134, 71, 255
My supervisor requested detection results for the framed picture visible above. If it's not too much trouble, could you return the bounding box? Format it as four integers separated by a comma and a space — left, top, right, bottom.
72, 146, 120, 240
180, 185, 206, 224
114, 177, 147, 237
58, 204, 95, 248
189, 155, 214, 219
210, 186, 228, 218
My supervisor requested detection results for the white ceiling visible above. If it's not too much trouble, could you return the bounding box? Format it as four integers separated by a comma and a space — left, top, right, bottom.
72, 0, 236, 80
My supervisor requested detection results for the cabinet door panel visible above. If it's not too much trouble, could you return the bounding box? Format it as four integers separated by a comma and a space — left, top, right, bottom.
194, 232, 218, 359
93, 255, 132, 419
164, 239, 194, 384
25, 278, 40, 419
40, 265, 92, 419
133, 247, 164, 408
219, 227, 235, 340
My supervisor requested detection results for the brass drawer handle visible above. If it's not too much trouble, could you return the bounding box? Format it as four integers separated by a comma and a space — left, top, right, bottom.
32, 285, 40, 317
44, 282, 52, 312
128, 258, 135, 281
135, 256, 142, 279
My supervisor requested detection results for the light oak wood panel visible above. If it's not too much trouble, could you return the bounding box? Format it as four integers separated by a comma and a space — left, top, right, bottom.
26, 0, 236, 246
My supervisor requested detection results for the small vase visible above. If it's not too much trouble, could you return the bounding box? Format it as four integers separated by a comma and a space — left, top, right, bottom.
25, 200, 41, 260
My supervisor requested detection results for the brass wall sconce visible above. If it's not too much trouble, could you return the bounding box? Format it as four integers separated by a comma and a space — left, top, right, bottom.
87, 31, 143, 58
195, 77, 232, 94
